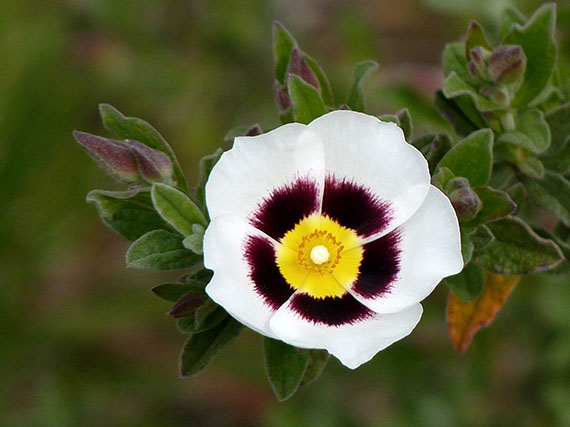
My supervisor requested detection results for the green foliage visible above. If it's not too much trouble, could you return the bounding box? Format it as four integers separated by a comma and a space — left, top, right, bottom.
498, 109, 551, 153
475, 217, 563, 274
177, 300, 228, 333
434, 91, 480, 137
273, 21, 297, 85
288, 75, 327, 124
180, 316, 242, 377
195, 148, 223, 214
524, 172, 570, 227
264, 338, 310, 401
126, 230, 201, 270
151, 282, 205, 303
87, 189, 168, 241
465, 21, 491, 59
503, 4, 557, 107
445, 262, 485, 301
151, 183, 207, 237
436, 129, 493, 187
346, 60, 378, 112
464, 187, 516, 228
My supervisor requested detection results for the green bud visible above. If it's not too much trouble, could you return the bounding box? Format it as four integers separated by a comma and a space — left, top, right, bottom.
431, 167, 455, 191
273, 80, 291, 112
74, 131, 139, 183
479, 85, 508, 105
488, 45, 526, 86
445, 177, 482, 221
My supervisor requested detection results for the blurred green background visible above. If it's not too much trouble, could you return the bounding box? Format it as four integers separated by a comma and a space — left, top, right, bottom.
1, 0, 569, 425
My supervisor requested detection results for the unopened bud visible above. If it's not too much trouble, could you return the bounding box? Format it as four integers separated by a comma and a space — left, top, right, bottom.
445, 177, 481, 221
467, 46, 491, 81
123, 139, 174, 185
74, 131, 139, 183
287, 48, 320, 91
488, 45, 526, 86
273, 80, 291, 112
479, 85, 508, 105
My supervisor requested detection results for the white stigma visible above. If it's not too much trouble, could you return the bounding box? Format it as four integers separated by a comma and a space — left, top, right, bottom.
310, 245, 330, 265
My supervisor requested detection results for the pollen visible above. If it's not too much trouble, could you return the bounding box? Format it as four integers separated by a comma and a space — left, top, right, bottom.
310, 245, 330, 265
276, 214, 364, 299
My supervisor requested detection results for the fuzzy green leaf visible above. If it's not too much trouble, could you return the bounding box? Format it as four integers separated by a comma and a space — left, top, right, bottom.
177, 300, 228, 334
126, 230, 201, 270
469, 225, 494, 253
99, 104, 188, 192
500, 7, 527, 39
518, 156, 545, 179
465, 21, 491, 60
498, 109, 550, 153
300, 350, 330, 389
264, 338, 310, 401
544, 103, 570, 153
87, 189, 168, 241
346, 60, 378, 112
503, 4, 556, 107
524, 171, 570, 226
180, 316, 242, 377
445, 262, 485, 301
195, 148, 223, 214
443, 72, 501, 112
534, 228, 570, 275
151, 183, 207, 237
396, 108, 413, 140
464, 187, 516, 228
474, 217, 563, 274
273, 21, 298, 85
288, 74, 327, 124
304, 55, 334, 107
434, 91, 480, 137
436, 129, 493, 187
461, 228, 474, 265
442, 42, 480, 87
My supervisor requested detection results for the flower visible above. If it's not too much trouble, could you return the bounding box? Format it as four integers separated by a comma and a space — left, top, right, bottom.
203, 111, 463, 369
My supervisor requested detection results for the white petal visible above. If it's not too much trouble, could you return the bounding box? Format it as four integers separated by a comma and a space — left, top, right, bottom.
204, 215, 288, 339
269, 300, 423, 369
308, 110, 430, 236
205, 123, 325, 222
351, 185, 463, 314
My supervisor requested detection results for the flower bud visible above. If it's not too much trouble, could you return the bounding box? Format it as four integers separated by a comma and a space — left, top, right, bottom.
488, 45, 526, 86
123, 139, 174, 185
445, 177, 481, 221
479, 85, 508, 105
273, 80, 291, 112
467, 46, 491, 81
74, 131, 139, 183
287, 48, 320, 91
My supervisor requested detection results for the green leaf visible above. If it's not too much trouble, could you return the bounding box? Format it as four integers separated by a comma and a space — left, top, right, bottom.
503, 4, 557, 107
474, 217, 563, 274
442, 42, 480, 88
99, 104, 188, 192
126, 230, 201, 270
273, 21, 298, 85
506, 182, 526, 213
499, 7, 527, 40
195, 148, 223, 214
443, 72, 501, 112
151, 183, 207, 237
177, 300, 228, 333
264, 338, 310, 401
465, 21, 491, 60
524, 171, 570, 226
445, 262, 485, 301
150, 282, 204, 303
417, 132, 453, 174
182, 224, 205, 255
544, 103, 570, 153
87, 189, 168, 241
434, 91, 479, 137
498, 109, 551, 153
469, 225, 494, 253
346, 60, 378, 112
396, 108, 413, 140
534, 228, 570, 274
300, 350, 330, 389
304, 55, 334, 107
436, 129, 493, 187
461, 228, 474, 265
542, 136, 570, 175
288, 75, 327, 124
518, 156, 544, 179
180, 316, 242, 377
464, 187, 516, 228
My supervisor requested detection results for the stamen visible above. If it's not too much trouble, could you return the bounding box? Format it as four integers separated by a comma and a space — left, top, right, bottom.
310, 245, 330, 265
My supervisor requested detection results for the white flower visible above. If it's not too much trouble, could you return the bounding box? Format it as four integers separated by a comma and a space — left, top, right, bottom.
203, 111, 463, 369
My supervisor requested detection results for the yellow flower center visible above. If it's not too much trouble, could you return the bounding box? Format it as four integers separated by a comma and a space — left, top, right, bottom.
276, 214, 363, 299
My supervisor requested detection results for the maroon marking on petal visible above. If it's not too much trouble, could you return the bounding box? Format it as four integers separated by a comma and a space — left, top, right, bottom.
352, 230, 401, 299
250, 177, 320, 241
322, 176, 393, 237
245, 236, 294, 310
290, 293, 374, 326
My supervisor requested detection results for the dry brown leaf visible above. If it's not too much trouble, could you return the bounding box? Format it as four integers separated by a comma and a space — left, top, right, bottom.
447, 272, 521, 354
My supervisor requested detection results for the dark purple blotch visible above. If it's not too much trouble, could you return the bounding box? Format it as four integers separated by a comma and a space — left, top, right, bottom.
290, 293, 374, 326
